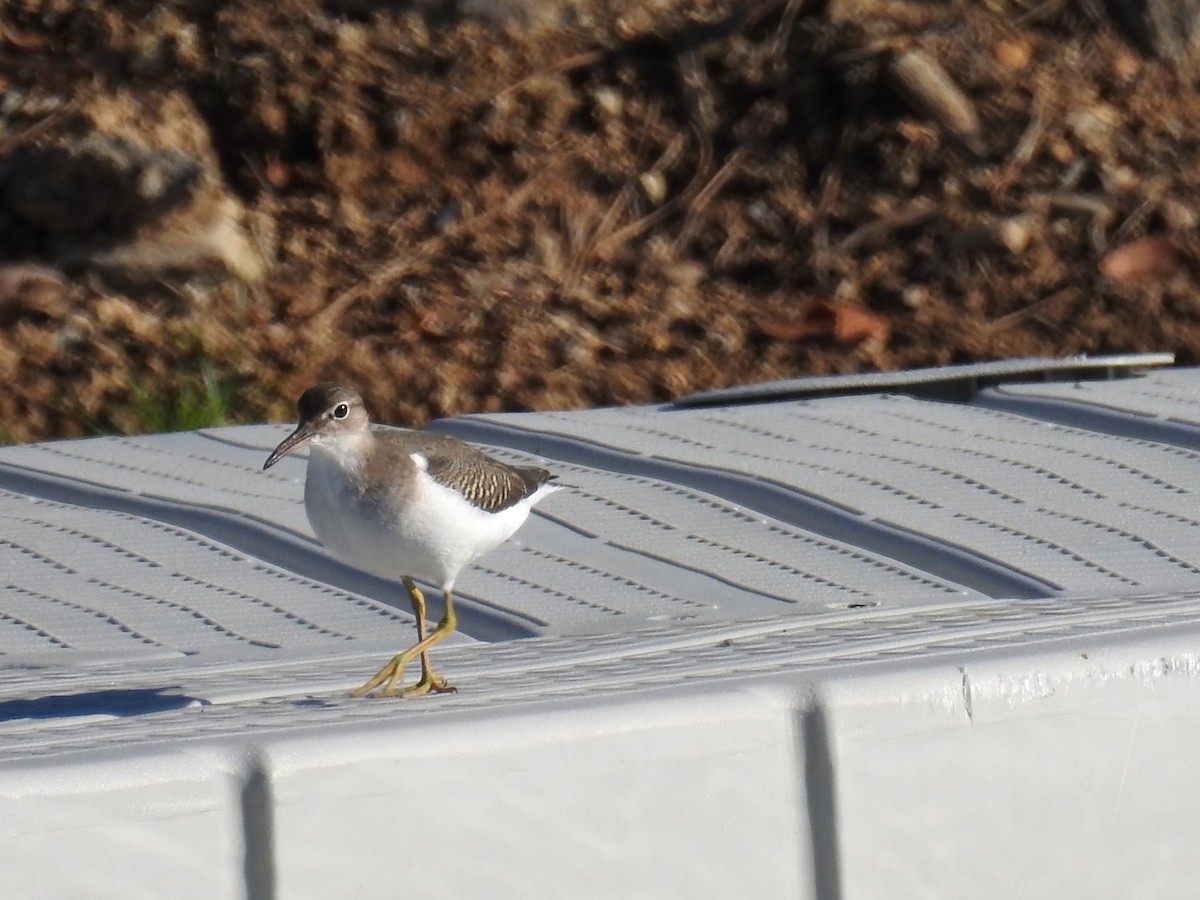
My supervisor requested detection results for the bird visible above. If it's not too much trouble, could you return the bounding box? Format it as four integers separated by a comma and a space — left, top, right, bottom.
262, 383, 558, 698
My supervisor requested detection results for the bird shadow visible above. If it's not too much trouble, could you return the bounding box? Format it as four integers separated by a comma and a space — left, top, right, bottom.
0, 687, 204, 722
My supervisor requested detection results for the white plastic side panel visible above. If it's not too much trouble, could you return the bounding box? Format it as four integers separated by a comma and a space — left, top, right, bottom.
271, 693, 811, 899
830, 643, 1200, 899
0, 752, 245, 900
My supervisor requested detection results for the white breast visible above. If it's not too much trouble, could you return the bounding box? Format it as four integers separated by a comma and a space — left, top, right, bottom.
303, 446, 557, 590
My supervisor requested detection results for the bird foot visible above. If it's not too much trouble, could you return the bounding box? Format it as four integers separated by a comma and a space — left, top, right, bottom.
351, 653, 456, 699
389, 671, 457, 699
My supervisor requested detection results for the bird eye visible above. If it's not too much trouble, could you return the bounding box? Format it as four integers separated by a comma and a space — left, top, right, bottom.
333, 403, 349, 419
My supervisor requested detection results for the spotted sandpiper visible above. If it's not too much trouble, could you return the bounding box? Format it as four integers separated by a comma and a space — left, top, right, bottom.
263, 383, 558, 698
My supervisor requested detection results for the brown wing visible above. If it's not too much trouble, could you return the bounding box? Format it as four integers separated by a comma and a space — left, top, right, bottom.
422, 437, 555, 513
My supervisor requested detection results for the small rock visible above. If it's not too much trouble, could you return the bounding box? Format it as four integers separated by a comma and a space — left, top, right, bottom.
998, 213, 1040, 255
887, 49, 984, 155
593, 86, 624, 118
1111, 51, 1141, 81
1068, 104, 1121, 155
1162, 198, 1197, 231
0, 89, 269, 285
639, 170, 668, 205
993, 38, 1032, 71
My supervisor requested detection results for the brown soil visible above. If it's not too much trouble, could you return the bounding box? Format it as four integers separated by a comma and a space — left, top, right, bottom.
2, 0, 1200, 443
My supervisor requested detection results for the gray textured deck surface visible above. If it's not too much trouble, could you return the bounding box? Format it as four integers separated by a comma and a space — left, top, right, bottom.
5, 353, 1200, 899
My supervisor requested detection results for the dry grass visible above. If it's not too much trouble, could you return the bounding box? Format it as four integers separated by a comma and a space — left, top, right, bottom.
1, 0, 1199, 442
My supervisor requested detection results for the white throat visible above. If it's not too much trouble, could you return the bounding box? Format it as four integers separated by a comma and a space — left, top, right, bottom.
309, 428, 375, 476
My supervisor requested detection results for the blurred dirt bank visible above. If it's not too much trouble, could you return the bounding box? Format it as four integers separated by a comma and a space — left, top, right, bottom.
1, 0, 1199, 442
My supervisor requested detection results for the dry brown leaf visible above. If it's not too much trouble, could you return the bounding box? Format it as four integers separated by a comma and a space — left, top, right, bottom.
759, 301, 890, 346
1099, 237, 1186, 286
757, 318, 823, 341
828, 302, 891, 344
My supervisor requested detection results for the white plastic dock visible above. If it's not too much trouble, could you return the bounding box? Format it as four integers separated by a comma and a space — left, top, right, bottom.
3, 353, 1200, 898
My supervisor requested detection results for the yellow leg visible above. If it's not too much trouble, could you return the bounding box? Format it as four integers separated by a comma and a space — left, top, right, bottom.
404, 577, 453, 696
403, 578, 438, 684
352, 585, 458, 698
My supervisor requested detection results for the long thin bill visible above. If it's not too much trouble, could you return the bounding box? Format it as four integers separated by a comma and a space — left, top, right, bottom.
263, 425, 312, 470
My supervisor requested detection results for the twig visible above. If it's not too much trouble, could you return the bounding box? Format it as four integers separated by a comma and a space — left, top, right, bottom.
837, 198, 936, 253
1047, 192, 1112, 218
985, 285, 1081, 332
492, 49, 607, 103
0, 96, 79, 154
590, 180, 687, 259
1011, 91, 1050, 166
672, 146, 746, 250
560, 184, 633, 296
770, 0, 809, 59
591, 127, 716, 260
810, 165, 842, 283
1109, 195, 1158, 247
309, 164, 558, 332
